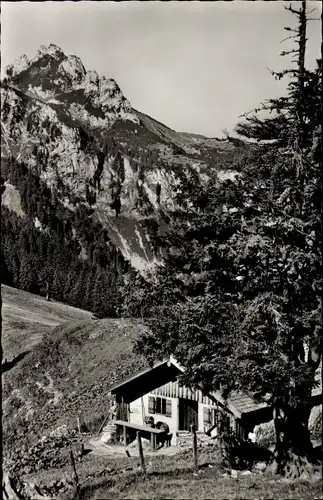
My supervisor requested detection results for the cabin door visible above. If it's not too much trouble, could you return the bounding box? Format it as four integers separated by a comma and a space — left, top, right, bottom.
179, 399, 198, 431
118, 402, 129, 421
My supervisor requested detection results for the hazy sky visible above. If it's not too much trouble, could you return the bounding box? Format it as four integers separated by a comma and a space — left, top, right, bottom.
1, 1, 321, 137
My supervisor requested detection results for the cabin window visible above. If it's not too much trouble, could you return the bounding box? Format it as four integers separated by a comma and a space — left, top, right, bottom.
148, 396, 172, 417
203, 407, 218, 427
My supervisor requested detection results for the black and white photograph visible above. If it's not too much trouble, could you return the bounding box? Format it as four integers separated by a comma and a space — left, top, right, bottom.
1, 1, 322, 498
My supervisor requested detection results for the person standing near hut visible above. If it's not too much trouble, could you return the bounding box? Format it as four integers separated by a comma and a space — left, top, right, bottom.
110, 396, 120, 421
100, 396, 121, 444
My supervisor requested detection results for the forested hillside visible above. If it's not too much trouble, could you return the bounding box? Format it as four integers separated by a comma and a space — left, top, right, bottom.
1, 157, 128, 317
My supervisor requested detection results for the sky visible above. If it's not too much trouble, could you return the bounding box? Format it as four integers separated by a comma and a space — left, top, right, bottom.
1, 1, 321, 137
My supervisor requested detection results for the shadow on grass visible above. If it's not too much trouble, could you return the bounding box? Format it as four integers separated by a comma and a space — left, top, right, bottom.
82, 448, 93, 457
78, 466, 196, 499
1, 350, 30, 373
76, 462, 323, 500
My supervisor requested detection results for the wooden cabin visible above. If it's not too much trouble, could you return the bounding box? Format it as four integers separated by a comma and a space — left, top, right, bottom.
107, 356, 272, 444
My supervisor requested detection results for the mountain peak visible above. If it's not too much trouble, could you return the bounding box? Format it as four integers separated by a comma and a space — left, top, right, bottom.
59, 54, 86, 84
36, 43, 64, 60
4, 44, 139, 127
4, 44, 64, 78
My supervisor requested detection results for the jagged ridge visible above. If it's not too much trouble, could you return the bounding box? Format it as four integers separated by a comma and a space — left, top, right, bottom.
4, 44, 138, 128
1, 44, 240, 271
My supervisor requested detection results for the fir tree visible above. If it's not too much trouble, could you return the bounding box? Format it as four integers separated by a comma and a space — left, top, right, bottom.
127, 1, 322, 474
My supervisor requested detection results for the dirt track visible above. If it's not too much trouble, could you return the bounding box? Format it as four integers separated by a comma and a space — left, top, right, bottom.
88, 437, 179, 457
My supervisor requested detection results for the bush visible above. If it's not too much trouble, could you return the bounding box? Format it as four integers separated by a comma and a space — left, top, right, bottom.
220, 430, 272, 470
254, 420, 276, 448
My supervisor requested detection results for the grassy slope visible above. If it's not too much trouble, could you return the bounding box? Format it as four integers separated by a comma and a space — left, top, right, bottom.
2, 286, 150, 443
3, 318, 149, 434
23, 446, 322, 500
108, 470, 322, 500
2, 288, 321, 498
1, 285, 93, 360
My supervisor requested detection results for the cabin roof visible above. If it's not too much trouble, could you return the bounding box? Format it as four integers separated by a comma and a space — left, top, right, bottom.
107, 357, 322, 420
109, 357, 183, 406
108, 358, 170, 393
220, 391, 267, 415
108, 356, 268, 419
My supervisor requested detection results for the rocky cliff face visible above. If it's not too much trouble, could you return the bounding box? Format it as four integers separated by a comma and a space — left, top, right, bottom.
1, 44, 237, 271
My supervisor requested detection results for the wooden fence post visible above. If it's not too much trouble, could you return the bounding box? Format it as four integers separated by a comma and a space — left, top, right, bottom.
150, 432, 156, 451
190, 424, 198, 473
70, 449, 80, 496
137, 431, 146, 474
123, 425, 127, 447
77, 416, 81, 434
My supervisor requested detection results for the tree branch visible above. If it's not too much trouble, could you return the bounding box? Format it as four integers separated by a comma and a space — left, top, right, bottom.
283, 27, 298, 33
285, 5, 303, 16
280, 35, 298, 44
280, 49, 299, 56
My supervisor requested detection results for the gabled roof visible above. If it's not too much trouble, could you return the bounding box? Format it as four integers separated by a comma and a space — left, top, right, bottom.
108, 358, 169, 393
107, 356, 267, 419
217, 391, 267, 416
108, 357, 183, 404
107, 356, 322, 419
108, 356, 185, 394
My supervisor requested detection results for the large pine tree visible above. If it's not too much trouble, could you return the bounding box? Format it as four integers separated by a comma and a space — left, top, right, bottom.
125, 1, 322, 473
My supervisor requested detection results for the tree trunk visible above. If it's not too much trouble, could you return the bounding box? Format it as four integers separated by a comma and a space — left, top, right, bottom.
297, 0, 307, 135
273, 404, 314, 475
